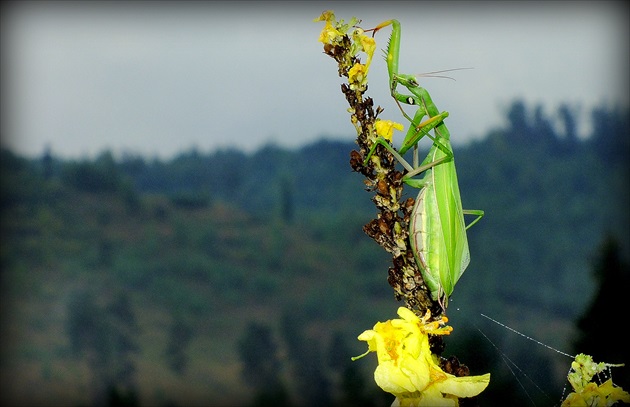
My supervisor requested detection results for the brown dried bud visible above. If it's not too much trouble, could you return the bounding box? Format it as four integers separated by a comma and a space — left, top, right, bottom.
349, 150, 363, 172
441, 355, 470, 377
377, 179, 388, 196
378, 218, 389, 234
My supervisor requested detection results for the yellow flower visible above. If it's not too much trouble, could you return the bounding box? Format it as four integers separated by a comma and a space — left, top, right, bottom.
354, 31, 376, 68
562, 380, 630, 407
354, 307, 490, 406
561, 353, 630, 407
315, 10, 359, 46
317, 20, 343, 44
314, 11, 342, 45
375, 119, 404, 142
360, 35, 376, 59
313, 10, 335, 23
315, 11, 373, 86
348, 63, 369, 91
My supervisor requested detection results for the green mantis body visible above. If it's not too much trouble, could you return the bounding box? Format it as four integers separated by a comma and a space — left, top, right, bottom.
365, 20, 483, 309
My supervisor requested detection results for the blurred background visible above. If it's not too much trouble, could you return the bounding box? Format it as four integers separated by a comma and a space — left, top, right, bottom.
1, 1, 628, 406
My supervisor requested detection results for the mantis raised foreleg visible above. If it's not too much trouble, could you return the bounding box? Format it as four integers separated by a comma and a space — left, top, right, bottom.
364, 19, 484, 309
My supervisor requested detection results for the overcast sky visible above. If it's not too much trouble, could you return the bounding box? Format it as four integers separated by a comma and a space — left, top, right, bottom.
1, 1, 628, 159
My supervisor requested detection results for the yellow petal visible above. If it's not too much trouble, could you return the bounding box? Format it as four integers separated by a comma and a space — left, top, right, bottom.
375, 120, 404, 142
360, 35, 376, 57
416, 387, 458, 407
393, 388, 458, 407
374, 361, 418, 394
318, 21, 343, 44
595, 379, 630, 404
399, 351, 432, 391
397, 306, 420, 323
434, 373, 491, 398
348, 63, 369, 90
313, 10, 334, 23
561, 392, 588, 407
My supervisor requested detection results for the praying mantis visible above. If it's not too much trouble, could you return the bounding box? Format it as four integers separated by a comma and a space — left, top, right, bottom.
364, 19, 484, 309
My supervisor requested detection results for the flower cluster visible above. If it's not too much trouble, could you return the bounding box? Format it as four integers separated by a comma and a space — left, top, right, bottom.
315, 10, 376, 91
354, 307, 490, 406
562, 353, 630, 407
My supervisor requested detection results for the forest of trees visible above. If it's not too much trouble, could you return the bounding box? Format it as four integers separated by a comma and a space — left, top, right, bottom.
0, 99, 628, 406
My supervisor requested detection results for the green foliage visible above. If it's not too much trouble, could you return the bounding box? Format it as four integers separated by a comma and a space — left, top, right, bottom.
65, 289, 139, 405
237, 322, 290, 406
164, 318, 193, 375
66, 290, 110, 357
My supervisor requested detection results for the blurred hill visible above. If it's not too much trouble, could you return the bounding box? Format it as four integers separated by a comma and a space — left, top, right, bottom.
1, 99, 628, 406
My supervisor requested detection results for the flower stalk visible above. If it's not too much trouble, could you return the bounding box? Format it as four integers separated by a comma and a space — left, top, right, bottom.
315, 10, 437, 317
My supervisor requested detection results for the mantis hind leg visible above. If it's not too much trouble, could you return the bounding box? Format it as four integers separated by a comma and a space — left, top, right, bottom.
463, 209, 484, 230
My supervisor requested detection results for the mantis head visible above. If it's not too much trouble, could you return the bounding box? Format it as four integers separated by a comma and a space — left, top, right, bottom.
393, 73, 420, 89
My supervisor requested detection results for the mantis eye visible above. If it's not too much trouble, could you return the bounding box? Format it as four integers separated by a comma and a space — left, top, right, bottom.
407, 97, 415, 105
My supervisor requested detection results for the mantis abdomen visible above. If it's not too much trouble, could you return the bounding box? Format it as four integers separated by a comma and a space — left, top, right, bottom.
409, 144, 470, 304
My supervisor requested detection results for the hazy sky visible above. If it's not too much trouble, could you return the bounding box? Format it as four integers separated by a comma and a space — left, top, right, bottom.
2, 1, 628, 159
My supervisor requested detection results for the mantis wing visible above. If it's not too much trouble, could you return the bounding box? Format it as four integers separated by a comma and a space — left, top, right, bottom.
410, 136, 469, 304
